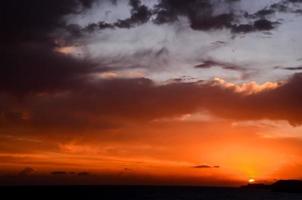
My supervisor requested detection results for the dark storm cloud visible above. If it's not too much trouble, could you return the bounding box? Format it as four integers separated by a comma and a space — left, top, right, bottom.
275, 66, 302, 70
2, 73, 302, 133
152, 0, 281, 33
115, 0, 152, 28
251, 0, 302, 18
1, 42, 99, 95
154, 0, 220, 28
153, 0, 241, 31
194, 59, 244, 71
85, 0, 236, 31
253, 19, 276, 30
84, 0, 284, 34
85, 0, 152, 31
0, 0, 102, 95
86, 21, 115, 32
254, 9, 276, 18
1, 0, 95, 43
231, 19, 278, 33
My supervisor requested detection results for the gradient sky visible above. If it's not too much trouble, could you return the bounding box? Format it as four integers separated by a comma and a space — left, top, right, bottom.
2, 0, 302, 186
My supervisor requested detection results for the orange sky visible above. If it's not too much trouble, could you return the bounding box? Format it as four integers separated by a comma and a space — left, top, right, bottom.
1, 110, 302, 185
3, 0, 302, 186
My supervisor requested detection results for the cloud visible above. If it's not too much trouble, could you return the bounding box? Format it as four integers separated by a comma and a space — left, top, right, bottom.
253, 19, 276, 31
193, 165, 220, 169
2, 1, 302, 134
251, 0, 302, 18
194, 59, 244, 71
0, 0, 99, 95
211, 78, 280, 95
193, 165, 211, 169
231, 19, 278, 33
152, 0, 237, 31
275, 66, 302, 71
51, 171, 68, 175
2, 73, 302, 133
51, 171, 90, 176
85, 0, 225, 31
83, 0, 281, 34
1, 42, 100, 95
85, 0, 152, 31
18, 167, 35, 176
1, 0, 95, 42
254, 8, 276, 18
78, 172, 90, 176
115, 0, 152, 28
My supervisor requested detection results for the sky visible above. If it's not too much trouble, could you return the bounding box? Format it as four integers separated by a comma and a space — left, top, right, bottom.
2, 0, 302, 186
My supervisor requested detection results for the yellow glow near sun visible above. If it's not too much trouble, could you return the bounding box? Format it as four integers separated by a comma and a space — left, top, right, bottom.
248, 178, 255, 184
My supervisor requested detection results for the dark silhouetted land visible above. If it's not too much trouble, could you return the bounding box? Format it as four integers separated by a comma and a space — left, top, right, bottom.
0, 183, 302, 200
241, 180, 302, 193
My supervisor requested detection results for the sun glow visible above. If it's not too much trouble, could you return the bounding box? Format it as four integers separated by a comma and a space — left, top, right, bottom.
248, 178, 255, 184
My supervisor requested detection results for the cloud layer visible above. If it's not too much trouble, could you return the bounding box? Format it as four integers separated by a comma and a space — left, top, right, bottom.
1, 73, 302, 134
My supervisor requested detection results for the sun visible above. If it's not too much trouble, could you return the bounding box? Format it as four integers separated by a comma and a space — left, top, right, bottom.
248, 178, 255, 184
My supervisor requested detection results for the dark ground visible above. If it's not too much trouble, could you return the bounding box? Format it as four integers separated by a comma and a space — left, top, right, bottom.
1, 185, 302, 200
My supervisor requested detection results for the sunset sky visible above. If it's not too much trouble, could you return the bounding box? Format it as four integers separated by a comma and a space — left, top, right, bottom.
2, 0, 302, 186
